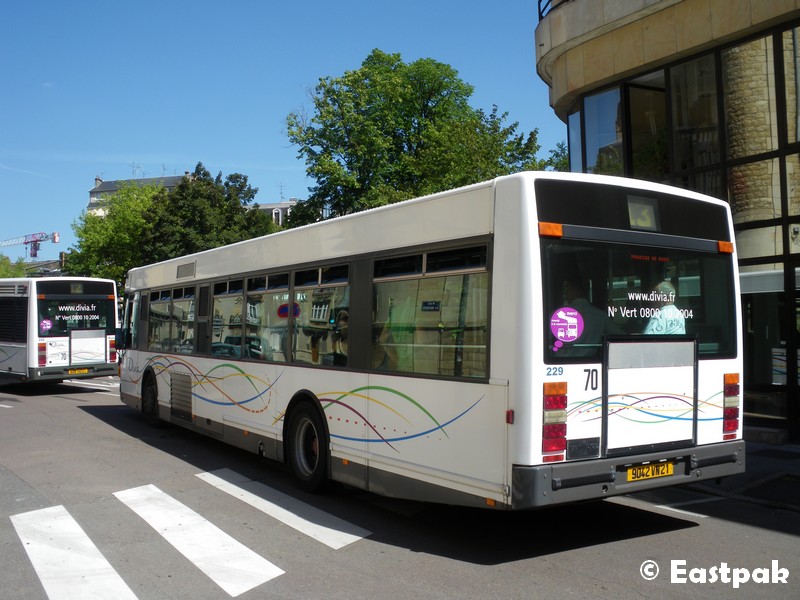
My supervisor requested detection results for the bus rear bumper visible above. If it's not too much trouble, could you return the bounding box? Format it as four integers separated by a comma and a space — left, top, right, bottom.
26, 364, 118, 382
511, 440, 746, 510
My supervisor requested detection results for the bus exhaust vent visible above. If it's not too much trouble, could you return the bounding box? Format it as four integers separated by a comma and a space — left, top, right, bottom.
176, 261, 196, 279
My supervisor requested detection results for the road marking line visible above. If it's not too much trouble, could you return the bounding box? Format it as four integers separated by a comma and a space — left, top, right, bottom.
10, 505, 137, 600
197, 469, 371, 549
0, 404, 13, 408
114, 484, 283, 597
653, 496, 722, 517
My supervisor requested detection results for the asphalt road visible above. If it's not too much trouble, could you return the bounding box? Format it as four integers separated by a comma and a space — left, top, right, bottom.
1, 378, 798, 599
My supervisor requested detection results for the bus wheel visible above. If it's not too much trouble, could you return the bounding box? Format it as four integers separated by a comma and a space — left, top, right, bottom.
142, 375, 160, 426
287, 403, 328, 493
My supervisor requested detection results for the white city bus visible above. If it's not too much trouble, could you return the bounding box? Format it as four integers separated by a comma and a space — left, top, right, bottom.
118, 171, 744, 509
0, 277, 119, 383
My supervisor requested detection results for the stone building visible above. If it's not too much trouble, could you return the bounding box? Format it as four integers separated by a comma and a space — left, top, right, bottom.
88, 174, 188, 216
536, 0, 800, 439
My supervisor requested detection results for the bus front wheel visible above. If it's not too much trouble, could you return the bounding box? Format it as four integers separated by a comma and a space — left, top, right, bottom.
287, 403, 329, 493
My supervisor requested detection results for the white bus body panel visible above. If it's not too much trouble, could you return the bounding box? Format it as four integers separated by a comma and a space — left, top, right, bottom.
0, 343, 27, 374
127, 182, 496, 291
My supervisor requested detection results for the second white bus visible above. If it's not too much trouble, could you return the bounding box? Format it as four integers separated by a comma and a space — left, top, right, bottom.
118, 171, 745, 509
0, 277, 119, 383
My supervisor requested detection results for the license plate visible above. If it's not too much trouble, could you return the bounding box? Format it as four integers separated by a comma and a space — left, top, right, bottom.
68, 368, 90, 375
627, 461, 674, 482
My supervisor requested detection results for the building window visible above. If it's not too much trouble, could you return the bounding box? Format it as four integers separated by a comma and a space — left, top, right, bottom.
584, 88, 622, 175
628, 72, 668, 183
670, 54, 720, 172
785, 28, 800, 145
722, 35, 779, 161
729, 158, 782, 225
568, 110, 583, 173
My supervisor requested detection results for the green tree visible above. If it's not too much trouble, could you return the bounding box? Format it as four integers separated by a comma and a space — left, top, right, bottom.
140, 163, 277, 264
69, 181, 161, 287
0, 254, 27, 277
286, 49, 546, 226
546, 141, 570, 172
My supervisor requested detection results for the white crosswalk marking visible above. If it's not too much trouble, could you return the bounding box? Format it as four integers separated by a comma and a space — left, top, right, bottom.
197, 469, 371, 549
114, 484, 283, 597
10, 505, 138, 600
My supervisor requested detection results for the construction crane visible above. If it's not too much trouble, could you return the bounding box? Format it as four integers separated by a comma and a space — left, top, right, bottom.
0, 232, 60, 258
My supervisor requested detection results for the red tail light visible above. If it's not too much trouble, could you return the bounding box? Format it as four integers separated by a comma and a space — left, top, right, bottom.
722, 373, 740, 439
543, 382, 567, 460
109, 338, 117, 363
38, 342, 47, 367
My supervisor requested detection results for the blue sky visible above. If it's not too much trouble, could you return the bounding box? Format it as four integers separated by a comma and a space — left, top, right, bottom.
0, 1, 566, 263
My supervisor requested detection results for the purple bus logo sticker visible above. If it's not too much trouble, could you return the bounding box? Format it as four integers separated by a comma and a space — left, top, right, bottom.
40, 319, 53, 334
549, 307, 584, 352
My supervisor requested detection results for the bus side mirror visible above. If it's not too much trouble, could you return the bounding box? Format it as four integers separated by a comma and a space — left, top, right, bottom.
116, 327, 130, 350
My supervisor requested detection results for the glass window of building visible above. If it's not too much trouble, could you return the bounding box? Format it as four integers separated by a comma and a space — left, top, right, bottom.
584, 88, 623, 175
670, 54, 720, 172
789, 154, 800, 217
568, 110, 583, 173
627, 71, 668, 183
785, 28, 800, 145
740, 268, 791, 420
728, 158, 782, 225
722, 35, 779, 160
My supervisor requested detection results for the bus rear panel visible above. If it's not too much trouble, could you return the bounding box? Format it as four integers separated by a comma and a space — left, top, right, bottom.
506, 175, 744, 508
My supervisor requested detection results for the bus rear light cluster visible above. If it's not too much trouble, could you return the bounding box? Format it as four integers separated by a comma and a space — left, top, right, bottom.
37, 342, 47, 367
722, 373, 740, 439
542, 382, 567, 462
109, 338, 117, 363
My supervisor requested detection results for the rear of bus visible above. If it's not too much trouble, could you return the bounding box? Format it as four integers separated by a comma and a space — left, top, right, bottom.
498, 173, 745, 509
31, 278, 119, 382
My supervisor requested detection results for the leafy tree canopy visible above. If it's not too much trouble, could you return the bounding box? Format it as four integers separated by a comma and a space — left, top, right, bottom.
286, 49, 554, 226
139, 163, 276, 264
547, 142, 569, 173
0, 254, 27, 277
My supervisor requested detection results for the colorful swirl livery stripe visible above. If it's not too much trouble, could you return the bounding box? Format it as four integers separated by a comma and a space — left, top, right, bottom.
132, 355, 484, 448
318, 388, 484, 448
568, 391, 727, 423
136, 355, 276, 414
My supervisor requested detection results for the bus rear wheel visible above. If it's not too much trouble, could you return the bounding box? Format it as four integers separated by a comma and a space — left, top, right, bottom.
287, 403, 329, 493
142, 375, 160, 426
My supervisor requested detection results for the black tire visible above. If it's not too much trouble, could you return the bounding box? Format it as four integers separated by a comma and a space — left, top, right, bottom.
141, 374, 160, 426
287, 402, 329, 493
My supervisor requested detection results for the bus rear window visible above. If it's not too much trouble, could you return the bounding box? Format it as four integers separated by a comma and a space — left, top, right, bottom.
37, 298, 116, 336
542, 239, 737, 361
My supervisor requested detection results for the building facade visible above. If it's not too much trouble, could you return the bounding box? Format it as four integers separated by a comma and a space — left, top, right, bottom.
88, 174, 189, 216
536, 0, 800, 439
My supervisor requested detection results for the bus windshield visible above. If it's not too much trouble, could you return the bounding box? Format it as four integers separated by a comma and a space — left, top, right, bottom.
543, 238, 736, 361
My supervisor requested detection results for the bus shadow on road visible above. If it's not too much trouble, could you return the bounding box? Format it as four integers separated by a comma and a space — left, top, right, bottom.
0, 379, 114, 397
80, 402, 702, 566
361, 499, 697, 565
